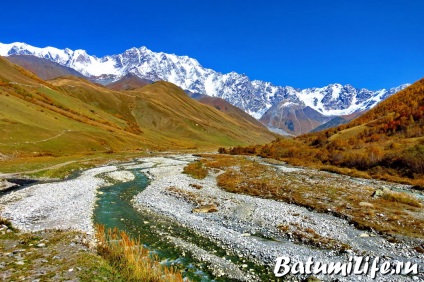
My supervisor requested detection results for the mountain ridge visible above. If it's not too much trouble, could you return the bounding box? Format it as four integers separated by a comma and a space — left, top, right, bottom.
6, 55, 86, 80
0, 42, 409, 122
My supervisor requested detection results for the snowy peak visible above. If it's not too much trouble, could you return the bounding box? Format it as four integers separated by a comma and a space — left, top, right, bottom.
0, 42, 409, 120
0, 42, 119, 77
0, 42, 69, 64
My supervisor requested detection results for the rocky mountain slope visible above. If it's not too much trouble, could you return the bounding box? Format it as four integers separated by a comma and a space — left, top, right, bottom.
0, 43, 408, 127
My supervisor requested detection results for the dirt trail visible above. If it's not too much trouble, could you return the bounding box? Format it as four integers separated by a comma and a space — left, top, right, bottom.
0, 130, 72, 146
0, 161, 77, 179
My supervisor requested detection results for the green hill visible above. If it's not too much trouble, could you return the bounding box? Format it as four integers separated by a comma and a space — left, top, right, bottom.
0, 56, 276, 174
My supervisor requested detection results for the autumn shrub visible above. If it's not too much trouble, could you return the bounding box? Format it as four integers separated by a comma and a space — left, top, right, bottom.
398, 144, 424, 175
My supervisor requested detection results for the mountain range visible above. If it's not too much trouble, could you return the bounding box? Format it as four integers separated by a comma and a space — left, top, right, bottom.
0, 42, 409, 134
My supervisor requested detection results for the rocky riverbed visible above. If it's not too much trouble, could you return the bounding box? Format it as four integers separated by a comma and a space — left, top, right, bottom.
0, 154, 423, 281
132, 155, 424, 281
0, 165, 136, 234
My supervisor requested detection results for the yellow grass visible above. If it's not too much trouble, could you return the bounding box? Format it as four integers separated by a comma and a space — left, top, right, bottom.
381, 190, 422, 207
183, 161, 208, 179
202, 155, 424, 239
95, 225, 186, 282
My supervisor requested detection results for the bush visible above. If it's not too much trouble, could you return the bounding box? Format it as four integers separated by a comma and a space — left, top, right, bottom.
400, 145, 424, 175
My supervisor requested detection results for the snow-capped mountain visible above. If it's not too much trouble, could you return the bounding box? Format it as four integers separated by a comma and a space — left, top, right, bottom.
0, 42, 409, 120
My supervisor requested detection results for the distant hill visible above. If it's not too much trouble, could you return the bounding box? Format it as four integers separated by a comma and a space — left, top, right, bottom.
260, 103, 332, 135
6, 55, 85, 80
105, 73, 152, 90
127, 81, 277, 147
309, 116, 347, 133
189, 93, 270, 133
310, 111, 364, 133
0, 56, 276, 161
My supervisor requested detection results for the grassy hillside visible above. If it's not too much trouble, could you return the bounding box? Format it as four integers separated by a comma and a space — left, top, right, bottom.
197, 95, 265, 126
222, 79, 424, 188
190, 94, 274, 138
0, 56, 275, 174
130, 81, 276, 147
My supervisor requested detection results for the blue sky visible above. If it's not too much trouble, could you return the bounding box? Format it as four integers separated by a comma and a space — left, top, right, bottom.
1, 0, 423, 89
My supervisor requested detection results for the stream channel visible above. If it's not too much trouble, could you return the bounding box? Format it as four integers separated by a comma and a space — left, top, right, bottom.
93, 168, 215, 281
93, 165, 259, 281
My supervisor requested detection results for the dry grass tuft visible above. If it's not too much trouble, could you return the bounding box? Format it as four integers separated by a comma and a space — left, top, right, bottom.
189, 183, 203, 189
0, 217, 14, 231
380, 190, 422, 207
278, 224, 351, 253
183, 161, 208, 179
95, 225, 185, 282
166, 186, 216, 207
415, 245, 424, 254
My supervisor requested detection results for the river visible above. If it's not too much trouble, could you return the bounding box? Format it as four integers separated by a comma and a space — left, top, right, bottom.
93, 167, 222, 281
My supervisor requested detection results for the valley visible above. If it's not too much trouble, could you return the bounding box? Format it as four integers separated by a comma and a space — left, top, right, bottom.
0, 46, 423, 281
